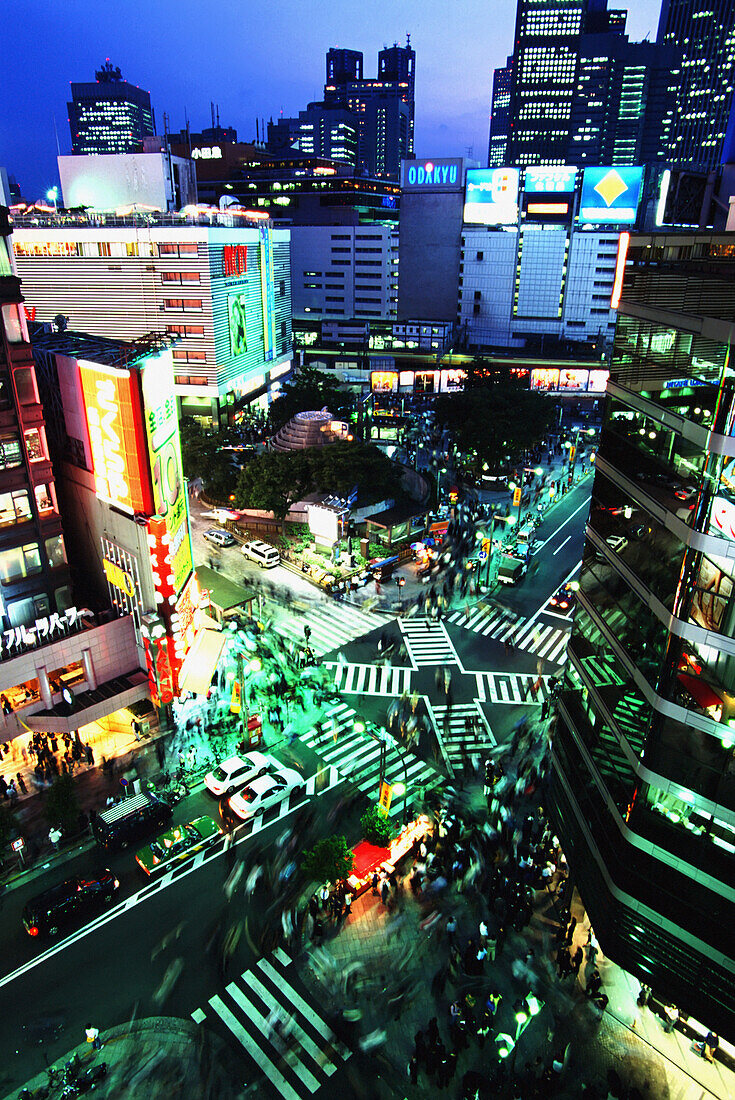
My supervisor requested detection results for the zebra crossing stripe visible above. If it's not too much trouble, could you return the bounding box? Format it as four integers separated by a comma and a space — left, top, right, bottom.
258, 958, 350, 1059
246, 970, 337, 1077
227, 981, 322, 1092
476, 673, 486, 702
209, 993, 302, 1100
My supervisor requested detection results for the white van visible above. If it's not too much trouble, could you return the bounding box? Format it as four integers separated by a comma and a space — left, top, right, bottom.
242, 540, 280, 568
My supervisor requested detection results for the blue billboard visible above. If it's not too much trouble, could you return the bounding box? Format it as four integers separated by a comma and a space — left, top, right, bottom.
578, 166, 644, 224
463, 167, 520, 225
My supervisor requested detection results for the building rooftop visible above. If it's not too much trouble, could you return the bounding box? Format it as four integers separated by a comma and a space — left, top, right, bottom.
29, 325, 166, 369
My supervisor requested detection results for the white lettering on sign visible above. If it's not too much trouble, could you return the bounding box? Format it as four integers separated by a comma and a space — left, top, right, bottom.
1, 607, 94, 660
86, 379, 129, 507
191, 147, 223, 160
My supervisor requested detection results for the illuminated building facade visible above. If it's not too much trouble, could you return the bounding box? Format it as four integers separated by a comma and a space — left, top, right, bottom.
11, 216, 292, 426
488, 58, 513, 168
0, 208, 150, 745
290, 225, 398, 320
658, 0, 735, 173
550, 234, 735, 1037
68, 61, 155, 156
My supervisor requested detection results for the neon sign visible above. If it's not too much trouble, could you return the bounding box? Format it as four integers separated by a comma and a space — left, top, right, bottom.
79, 363, 152, 515
222, 245, 247, 278
191, 146, 222, 160
406, 161, 458, 186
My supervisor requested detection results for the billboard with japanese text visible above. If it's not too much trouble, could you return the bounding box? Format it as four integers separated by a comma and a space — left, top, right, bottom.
79, 363, 152, 515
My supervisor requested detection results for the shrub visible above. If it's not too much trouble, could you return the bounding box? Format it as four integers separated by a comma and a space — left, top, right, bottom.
302, 835, 354, 884
360, 805, 394, 846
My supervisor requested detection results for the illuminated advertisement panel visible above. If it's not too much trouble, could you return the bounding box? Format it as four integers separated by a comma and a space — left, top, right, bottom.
558, 368, 589, 390
530, 368, 559, 391
523, 166, 577, 193
140, 351, 194, 595
227, 290, 248, 358
258, 224, 277, 362
578, 167, 643, 224
464, 168, 519, 225
79, 363, 152, 515
371, 371, 398, 392
587, 369, 609, 393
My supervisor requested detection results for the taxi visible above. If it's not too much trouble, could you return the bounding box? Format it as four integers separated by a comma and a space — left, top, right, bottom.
135, 815, 222, 876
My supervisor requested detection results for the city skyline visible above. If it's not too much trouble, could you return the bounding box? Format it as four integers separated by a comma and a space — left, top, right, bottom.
3, 0, 662, 198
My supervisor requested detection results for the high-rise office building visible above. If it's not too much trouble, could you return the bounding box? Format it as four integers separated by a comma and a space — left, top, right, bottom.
488, 58, 512, 168
658, 0, 735, 172
272, 40, 415, 180
550, 232, 735, 1037
501, 0, 678, 168
68, 61, 155, 155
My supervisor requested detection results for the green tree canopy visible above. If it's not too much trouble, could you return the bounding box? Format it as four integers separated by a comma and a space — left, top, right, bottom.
302, 835, 355, 884
435, 363, 555, 468
235, 442, 399, 529
268, 365, 347, 430
44, 773, 80, 835
179, 419, 244, 501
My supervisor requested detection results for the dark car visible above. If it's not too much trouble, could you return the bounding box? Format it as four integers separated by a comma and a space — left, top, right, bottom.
91, 791, 173, 852
23, 870, 119, 937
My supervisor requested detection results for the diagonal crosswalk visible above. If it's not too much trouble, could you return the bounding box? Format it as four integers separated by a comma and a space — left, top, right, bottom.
399, 618, 458, 666
430, 701, 496, 769
193, 949, 349, 1099
324, 661, 413, 697
270, 599, 391, 658
446, 605, 570, 665
297, 701, 442, 817
475, 671, 554, 705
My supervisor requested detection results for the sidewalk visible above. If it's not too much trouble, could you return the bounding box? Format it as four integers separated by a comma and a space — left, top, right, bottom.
4, 1016, 242, 1100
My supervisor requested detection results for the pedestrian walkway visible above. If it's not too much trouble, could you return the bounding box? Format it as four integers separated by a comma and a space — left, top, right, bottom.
193, 948, 350, 1099
270, 600, 391, 658
399, 618, 458, 667
475, 670, 553, 705
446, 605, 570, 665
430, 701, 495, 769
324, 661, 413, 697
297, 701, 442, 818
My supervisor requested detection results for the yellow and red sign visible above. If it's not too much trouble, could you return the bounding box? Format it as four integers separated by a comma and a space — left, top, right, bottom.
79, 363, 152, 515
513, 486, 522, 508
378, 781, 393, 815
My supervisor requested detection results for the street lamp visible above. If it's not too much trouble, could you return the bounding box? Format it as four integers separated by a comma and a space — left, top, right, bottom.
46, 187, 59, 212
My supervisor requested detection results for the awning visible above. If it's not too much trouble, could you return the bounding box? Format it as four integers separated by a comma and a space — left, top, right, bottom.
178, 628, 227, 696
677, 672, 723, 710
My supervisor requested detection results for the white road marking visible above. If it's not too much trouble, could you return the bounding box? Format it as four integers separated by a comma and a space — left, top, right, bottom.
552, 535, 572, 556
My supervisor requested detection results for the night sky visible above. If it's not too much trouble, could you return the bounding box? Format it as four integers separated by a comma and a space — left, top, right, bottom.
3, 0, 663, 200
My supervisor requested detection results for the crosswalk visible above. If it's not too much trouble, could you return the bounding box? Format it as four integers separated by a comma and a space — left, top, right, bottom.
193, 949, 349, 1099
446, 605, 570, 665
399, 618, 458, 666
475, 671, 554, 705
324, 661, 413, 697
430, 701, 496, 769
298, 700, 442, 817
270, 599, 390, 658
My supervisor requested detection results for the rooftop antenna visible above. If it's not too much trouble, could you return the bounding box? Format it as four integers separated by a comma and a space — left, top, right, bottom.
53, 113, 61, 155
406, 32, 411, 46
211, 101, 215, 129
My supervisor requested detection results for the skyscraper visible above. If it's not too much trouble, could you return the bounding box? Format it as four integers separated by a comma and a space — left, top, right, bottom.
657, 0, 735, 172
487, 58, 512, 167
550, 231, 735, 1037
273, 40, 415, 180
501, 0, 678, 168
68, 60, 155, 155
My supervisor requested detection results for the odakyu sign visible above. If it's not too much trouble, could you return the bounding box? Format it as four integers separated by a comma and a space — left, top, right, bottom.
401, 158, 463, 190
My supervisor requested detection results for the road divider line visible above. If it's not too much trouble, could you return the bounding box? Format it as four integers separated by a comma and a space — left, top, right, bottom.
535, 496, 590, 552
552, 535, 572, 556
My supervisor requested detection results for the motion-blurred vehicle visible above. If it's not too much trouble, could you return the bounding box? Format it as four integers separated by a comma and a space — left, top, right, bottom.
549, 583, 576, 612
227, 768, 304, 822
205, 750, 276, 798
135, 815, 221, 876
23, 870, 119, 937
496, 554, 527, 585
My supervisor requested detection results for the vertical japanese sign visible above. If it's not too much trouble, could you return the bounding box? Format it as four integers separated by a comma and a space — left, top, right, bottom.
140, 350, 193, 595
79, 363, 152, 515
258, 224, 277, 362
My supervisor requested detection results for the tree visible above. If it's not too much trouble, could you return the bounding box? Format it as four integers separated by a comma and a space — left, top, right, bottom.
360, 805, 395, 846
44, 773, 80, 835
301, 835, 354, 884
269, 365, 347, 430
179, 420, 240, 501
235, 450, 312, 534
310, 442, 396, 501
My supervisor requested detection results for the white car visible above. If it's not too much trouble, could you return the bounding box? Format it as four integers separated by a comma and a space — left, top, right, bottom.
227, 768, 303, 821
204, 751, 275, 798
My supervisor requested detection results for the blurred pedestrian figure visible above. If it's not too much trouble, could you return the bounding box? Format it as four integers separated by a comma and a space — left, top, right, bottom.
371, 871, 380, 896
16, 771, 27, 794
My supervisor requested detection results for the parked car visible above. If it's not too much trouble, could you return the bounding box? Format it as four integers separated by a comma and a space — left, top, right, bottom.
23, 870, 119, 937
227, 768, 304, 822
241, 540, 280, 568
606, 535, 628, 553
92, 791, 173, 852
135, 816, 221, 876
204, 751, 277, 798
203, 528, 236, 548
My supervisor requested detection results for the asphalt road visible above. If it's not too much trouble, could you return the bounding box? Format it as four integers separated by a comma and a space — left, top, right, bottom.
0, 477, 591, 1096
